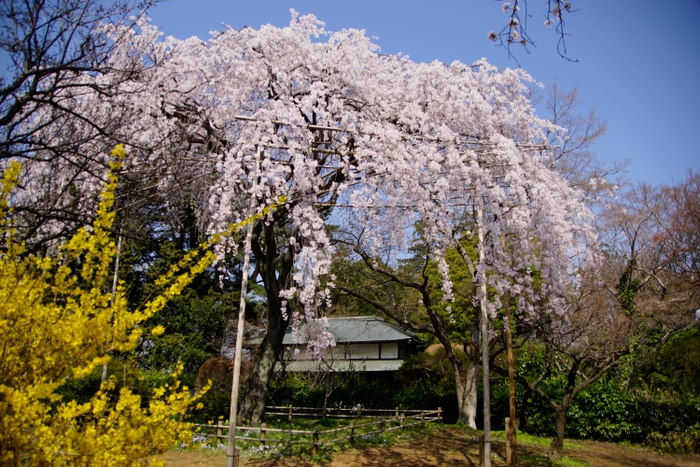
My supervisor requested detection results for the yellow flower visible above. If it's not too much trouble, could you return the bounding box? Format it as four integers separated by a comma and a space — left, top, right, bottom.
0, 145, 289, 466
0, 146, 217, 466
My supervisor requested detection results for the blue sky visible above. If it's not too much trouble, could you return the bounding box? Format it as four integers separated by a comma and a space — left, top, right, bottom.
149, 0, 700, 187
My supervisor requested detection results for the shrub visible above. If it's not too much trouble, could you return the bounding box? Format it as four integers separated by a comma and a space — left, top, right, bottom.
0, 148, 213, 466
646, 423, 700, 455
490, 355, 700, 446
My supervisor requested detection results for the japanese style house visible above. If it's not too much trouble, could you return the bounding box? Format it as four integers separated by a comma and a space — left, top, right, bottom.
279, 316, 424, 372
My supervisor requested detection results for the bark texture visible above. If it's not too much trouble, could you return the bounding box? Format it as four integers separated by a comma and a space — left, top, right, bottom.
549, 407, 567, 460
238, 218, 293, 425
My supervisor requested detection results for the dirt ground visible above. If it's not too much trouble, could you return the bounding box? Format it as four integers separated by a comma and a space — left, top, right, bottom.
158, 426, 700, 467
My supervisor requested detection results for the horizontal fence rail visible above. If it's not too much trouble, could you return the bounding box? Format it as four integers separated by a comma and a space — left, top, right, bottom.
265, 405, 440, 420
194, 407, 441, 455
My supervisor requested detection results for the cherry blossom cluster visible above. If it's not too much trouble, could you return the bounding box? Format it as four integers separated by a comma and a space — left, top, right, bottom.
22, 11, 596, 356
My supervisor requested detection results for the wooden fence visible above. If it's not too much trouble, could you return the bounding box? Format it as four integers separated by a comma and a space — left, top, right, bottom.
266, 405, 442, 420
195, 407, 442, 455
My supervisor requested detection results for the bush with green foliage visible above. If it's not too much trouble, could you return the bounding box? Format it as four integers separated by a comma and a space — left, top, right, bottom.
270, 371, 395, 410
141, 291, 235, 378
630, 327, 700, 401
489, 343, 700, 453
646, 423, 700, 454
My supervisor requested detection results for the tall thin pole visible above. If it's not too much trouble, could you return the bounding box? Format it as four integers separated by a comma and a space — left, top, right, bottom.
226, 154, 259, 467
505, 291, 517, 465
477, 215, 491, 467
102, 234, 122, 382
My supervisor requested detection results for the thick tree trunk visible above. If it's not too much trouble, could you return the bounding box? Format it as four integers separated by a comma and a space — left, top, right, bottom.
454, 359, 478, 427
456, 320, 481, 428
238, 219, 292, 425
548, 407, 567, 460
237, 320, 288, 424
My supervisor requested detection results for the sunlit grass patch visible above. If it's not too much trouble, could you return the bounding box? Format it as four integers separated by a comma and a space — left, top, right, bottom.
491, 430, 586, 450
558, 456, 590, 467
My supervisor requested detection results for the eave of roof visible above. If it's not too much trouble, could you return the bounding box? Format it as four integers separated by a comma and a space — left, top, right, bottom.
283, 316, 421, 345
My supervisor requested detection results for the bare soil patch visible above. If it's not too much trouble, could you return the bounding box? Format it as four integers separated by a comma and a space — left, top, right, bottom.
158, 426, 700, 467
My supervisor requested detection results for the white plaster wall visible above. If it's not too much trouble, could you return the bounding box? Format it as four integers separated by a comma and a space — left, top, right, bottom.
381, 342, 399, 359
284, 342, 401, 361
347, 343, 379, 359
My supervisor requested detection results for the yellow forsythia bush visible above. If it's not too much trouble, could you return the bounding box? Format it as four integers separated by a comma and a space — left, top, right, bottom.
0, 146, 216, 467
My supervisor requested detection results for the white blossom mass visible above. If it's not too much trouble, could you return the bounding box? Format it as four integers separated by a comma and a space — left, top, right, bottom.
25, 11, 597, 353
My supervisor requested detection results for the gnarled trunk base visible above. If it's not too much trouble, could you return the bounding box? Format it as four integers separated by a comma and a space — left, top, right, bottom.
548, 408, 567, 460
455, 361, 478, 428
238, 324, 287, 425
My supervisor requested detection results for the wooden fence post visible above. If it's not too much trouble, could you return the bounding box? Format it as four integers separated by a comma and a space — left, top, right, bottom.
232, 446, 240, 467
438, 407, 442, 423
506, 417, 511, 463
479, 434, 485, 467
313, 427, 319, 455
395, 407, 399, 418
357, 406, 361, 418
217, 425, 222, 440
349, 421, 355, 444
288, 404, 293, 421
378, 417, 384, 435
401, 413, 406, 431
260, 423, 266, 445
421, 410, 425, 428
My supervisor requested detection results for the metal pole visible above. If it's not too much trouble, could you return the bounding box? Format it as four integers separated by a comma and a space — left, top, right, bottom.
226, 153, 259, 467
478, 216, 491, 467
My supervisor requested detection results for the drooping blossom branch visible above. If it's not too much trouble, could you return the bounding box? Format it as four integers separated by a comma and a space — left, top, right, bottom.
489, 0, 578, 62
21, 11, 597, 358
